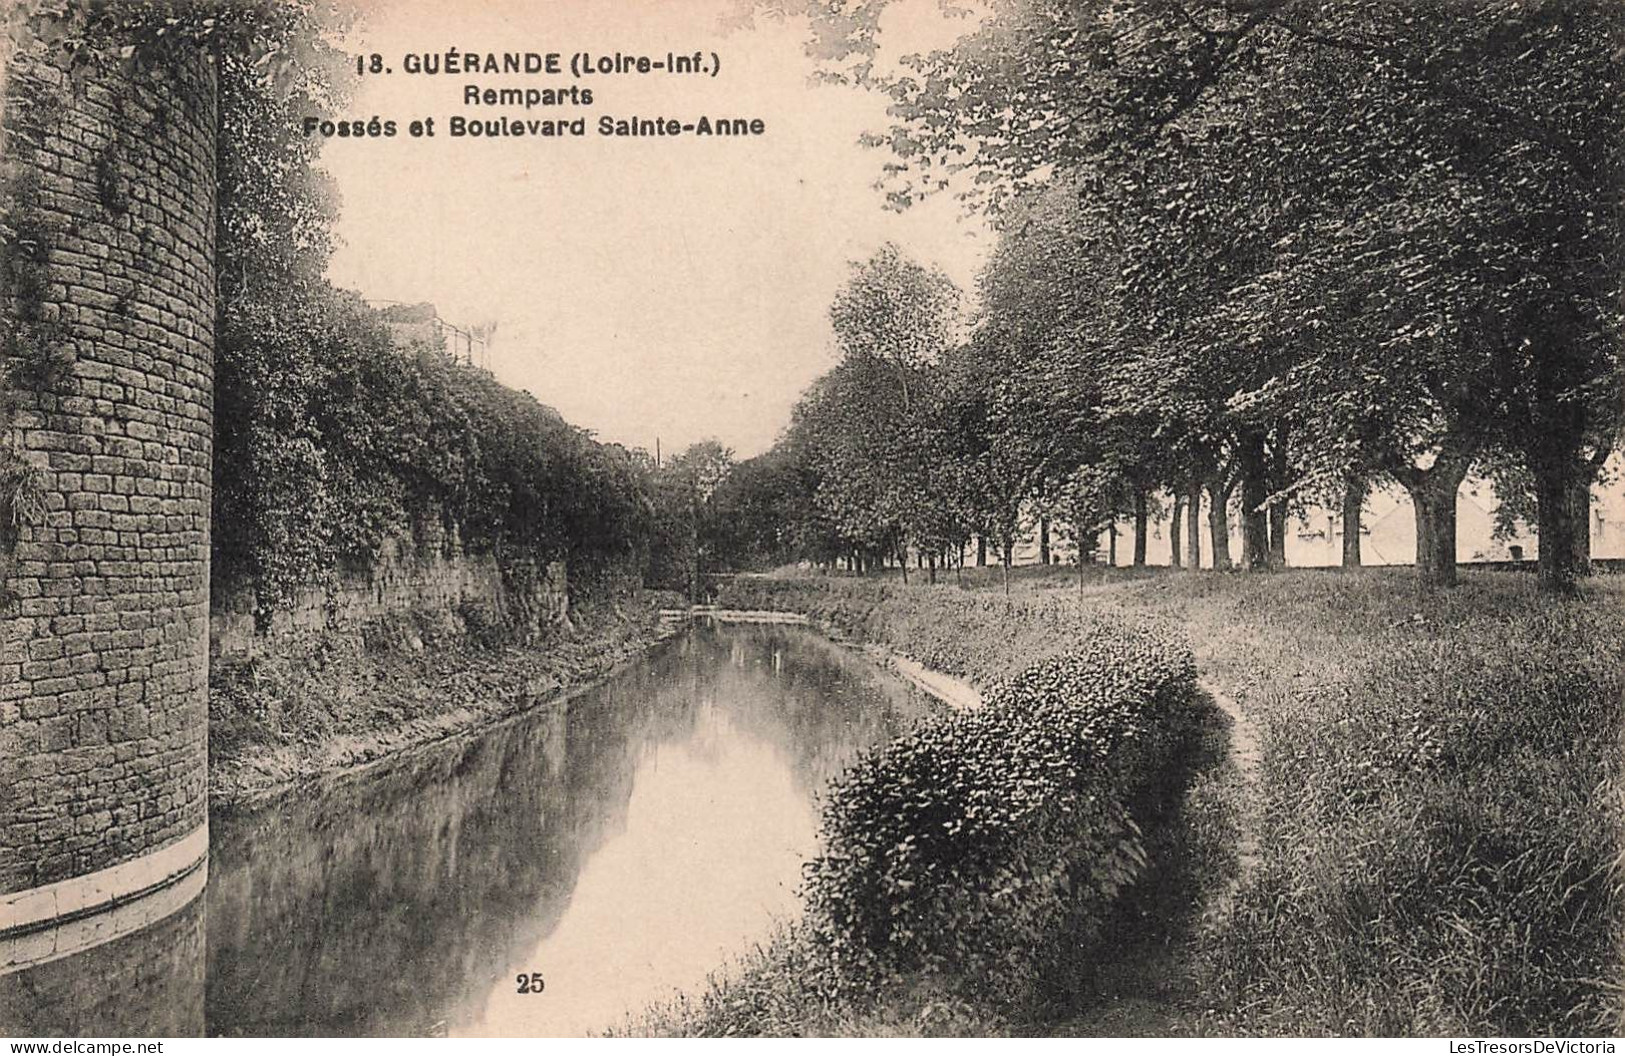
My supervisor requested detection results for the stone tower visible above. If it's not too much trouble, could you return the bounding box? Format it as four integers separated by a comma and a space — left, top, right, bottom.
0, 14, 216, 977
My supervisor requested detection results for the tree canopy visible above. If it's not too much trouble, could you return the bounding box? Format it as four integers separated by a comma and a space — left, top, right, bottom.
707, 0, 1625, 592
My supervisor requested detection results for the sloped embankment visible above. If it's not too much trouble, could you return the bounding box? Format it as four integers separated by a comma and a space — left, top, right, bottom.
208, 593, 674, 807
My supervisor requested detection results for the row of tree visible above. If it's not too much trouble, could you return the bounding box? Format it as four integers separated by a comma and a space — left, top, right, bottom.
706, 0, 1623, 592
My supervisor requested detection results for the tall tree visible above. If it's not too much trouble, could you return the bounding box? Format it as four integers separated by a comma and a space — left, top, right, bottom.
794, 245, 964, 576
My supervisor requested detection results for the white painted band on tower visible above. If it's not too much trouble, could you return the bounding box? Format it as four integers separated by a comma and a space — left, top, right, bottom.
0, 822, 208, 974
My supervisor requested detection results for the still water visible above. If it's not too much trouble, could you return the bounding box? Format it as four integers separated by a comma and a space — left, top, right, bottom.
2, 624, 929, 1037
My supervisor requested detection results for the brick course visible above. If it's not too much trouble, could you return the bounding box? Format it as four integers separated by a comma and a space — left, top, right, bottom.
1, 36, 216, 895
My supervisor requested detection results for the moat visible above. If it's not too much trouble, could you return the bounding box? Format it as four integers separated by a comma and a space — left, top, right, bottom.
1, 624, 931, 1037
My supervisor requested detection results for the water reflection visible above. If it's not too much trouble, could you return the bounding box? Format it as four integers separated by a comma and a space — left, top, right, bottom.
1, 894, 206, 1036
200, 624, 927, 1037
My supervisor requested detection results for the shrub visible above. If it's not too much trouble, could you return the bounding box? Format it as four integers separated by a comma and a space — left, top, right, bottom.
652, 571, 1622, 1036
799, 612, 1198, 1002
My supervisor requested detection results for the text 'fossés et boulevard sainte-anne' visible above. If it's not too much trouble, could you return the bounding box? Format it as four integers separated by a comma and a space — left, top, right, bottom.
303, 48, 768, 140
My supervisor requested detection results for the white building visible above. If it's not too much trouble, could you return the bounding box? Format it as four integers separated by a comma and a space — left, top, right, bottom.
1018, 457, 1625, 568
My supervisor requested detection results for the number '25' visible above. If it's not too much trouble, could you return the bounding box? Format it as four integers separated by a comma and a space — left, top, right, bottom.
516, 972, 546, 994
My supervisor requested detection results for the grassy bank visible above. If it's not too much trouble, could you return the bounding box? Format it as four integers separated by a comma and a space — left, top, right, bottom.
1114, 569, 1625, 1036
711, 574, 1185, 690
632, 569, 1622, 1037
207, 590, 680, 807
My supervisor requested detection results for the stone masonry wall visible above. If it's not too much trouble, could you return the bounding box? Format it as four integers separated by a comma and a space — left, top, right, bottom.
211, 534, 569, 661
0, 31, 216, 895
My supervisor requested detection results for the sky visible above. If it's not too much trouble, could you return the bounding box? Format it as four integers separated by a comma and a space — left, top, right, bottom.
321, 0, 992, 459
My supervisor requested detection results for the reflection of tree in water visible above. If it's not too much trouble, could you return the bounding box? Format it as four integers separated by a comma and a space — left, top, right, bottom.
691, 623, 936, 801
203, 626, 920, 1037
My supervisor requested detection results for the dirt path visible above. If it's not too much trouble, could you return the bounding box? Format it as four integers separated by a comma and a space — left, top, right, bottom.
1198, 676, 1262, 887
1033, 670, 1264, 1037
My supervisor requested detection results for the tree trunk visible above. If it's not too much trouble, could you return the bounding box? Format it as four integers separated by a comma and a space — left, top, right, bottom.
927, 551, 937, 585
977, 534, 987, 567
1039, 516, 1051, 565
1342, 474, 1366, 568
1108, 522, 1118, 566
1388, 435, 1477, 589
1185, 484, 1202, 569
1395, 466, 1468, 588
689, 489, 701, 605
1001, 535, 1012, 596
1521, 417, 1607, 592
1572, 480, 1593, 572
1132, 488, 1149, 567
1268, 503, 1287, 569
1533, 464, 1592, 593
1074, 500, 1099, 570
1206, 477, 1234, 570
1267, 421, 1290, 569
1239, 431, 1269, 570
1405, 480, 1459, 588
1169, 494, 1184, 568
1521, 359, 1610, 591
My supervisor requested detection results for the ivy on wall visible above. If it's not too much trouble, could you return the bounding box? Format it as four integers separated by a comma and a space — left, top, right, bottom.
0, 0, 226, 605
0, 8, 74, 608
211, 290, 657, 625
200, 0, 658, 623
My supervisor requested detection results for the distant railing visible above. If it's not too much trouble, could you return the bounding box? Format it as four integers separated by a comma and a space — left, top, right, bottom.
365, 299, 492, 370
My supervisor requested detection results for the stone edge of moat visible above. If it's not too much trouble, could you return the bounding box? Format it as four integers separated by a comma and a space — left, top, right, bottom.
872, 651, 985, 712
664, 607, 810, 624
0, 824, 209, 975
681, 607, 985, 712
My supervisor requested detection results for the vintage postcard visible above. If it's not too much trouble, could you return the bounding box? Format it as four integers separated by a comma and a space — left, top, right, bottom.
0, 0, 1621, 1043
